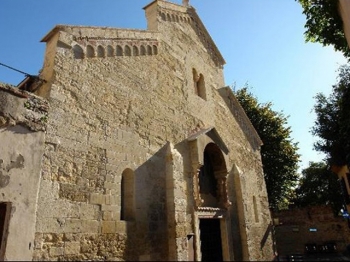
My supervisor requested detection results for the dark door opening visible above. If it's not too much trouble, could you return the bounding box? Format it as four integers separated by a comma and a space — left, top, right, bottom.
199, 219, 223, 261
0, 202, 10, 260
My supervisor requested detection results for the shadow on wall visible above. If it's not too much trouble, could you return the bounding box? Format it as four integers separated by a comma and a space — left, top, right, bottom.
124, 144, 169, 261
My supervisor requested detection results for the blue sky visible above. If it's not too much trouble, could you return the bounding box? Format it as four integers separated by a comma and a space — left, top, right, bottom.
0, 0, 347, 171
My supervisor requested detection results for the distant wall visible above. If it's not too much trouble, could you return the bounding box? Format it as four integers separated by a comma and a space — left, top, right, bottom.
273, 205, 350, 256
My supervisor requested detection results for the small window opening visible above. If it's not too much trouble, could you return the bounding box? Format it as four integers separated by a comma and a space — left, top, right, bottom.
253, 196, 259, 223
193, 69, 206, 100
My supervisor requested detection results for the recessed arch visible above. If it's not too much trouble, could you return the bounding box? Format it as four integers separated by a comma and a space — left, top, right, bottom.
161, 12, 166, 21
147, 45, 152, 55
120, 168, 134, 221
152, 45, 158, 55
107, 45, 114, 57
86, 45, 95, 58
124, 45, 131, 56
97, 45, 105, 57
133, 46, 139, 56
72, 44, 84, 59
140, 45, 146, 56
116, 45, 123, 56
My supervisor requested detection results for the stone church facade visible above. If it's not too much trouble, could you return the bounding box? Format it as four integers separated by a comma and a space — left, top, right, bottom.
0, 0, 273, 260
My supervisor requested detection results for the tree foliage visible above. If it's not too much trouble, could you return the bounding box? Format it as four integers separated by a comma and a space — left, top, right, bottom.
293, 161, 343, 214
234, 87, 300, 209
312, 65, 350, 166
297, 0, 350, 58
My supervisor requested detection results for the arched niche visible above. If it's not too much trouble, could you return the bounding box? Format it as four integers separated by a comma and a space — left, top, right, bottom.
86, 45, 95, 58
107, 45, 114, 57
97, 45, 105, 57
187, 127, 231, 209
120, 168, 135, 221
72, 44, 84, 59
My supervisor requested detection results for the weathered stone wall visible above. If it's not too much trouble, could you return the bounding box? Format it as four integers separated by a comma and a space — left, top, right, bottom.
0, 83, 47, 260
30, 0, 273, 260
273, 205, 350, 256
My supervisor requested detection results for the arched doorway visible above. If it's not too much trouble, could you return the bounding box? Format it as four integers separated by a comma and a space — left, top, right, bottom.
197, 143, 230, 261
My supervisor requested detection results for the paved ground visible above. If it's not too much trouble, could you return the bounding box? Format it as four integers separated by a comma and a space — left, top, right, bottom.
278, 253, 350, 261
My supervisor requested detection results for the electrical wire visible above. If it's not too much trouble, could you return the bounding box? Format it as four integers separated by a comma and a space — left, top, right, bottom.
0, 61, 33, 77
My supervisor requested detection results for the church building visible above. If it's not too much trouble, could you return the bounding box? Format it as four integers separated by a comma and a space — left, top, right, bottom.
0, 0, 273, 260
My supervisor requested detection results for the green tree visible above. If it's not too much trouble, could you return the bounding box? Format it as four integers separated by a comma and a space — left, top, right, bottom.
297, 0, 350, 58
234, 87, 300, 209
293, 161, 343, 214
312, 65, 350, 166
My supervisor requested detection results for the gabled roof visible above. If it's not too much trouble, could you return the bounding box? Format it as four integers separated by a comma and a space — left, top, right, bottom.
144, 0, 226, 67
186, 6, 226, 67
187, 127, 229, 154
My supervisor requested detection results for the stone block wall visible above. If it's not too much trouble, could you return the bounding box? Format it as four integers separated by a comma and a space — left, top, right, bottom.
18, 0, 274, 260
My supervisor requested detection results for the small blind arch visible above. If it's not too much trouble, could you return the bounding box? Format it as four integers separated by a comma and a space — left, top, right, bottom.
97, 45, 105, 57
147, 45, 152, 55
73, 44, 84, 59
140, 45, 146, 56
107, 45, 114, 57
120, 168, 135, 221
86, 45, 95, 58
124, 45, 131, 56
133, 46, 139, 56
116, 45, 123, 56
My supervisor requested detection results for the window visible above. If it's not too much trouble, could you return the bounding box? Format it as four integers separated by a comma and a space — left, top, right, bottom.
192, 68, 206, 100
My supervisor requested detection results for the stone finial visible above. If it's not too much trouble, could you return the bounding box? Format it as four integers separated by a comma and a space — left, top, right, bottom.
182, 0, 189, 6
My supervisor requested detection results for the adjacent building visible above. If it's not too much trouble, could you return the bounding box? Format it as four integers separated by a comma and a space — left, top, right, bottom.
0, 0, 273, 260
